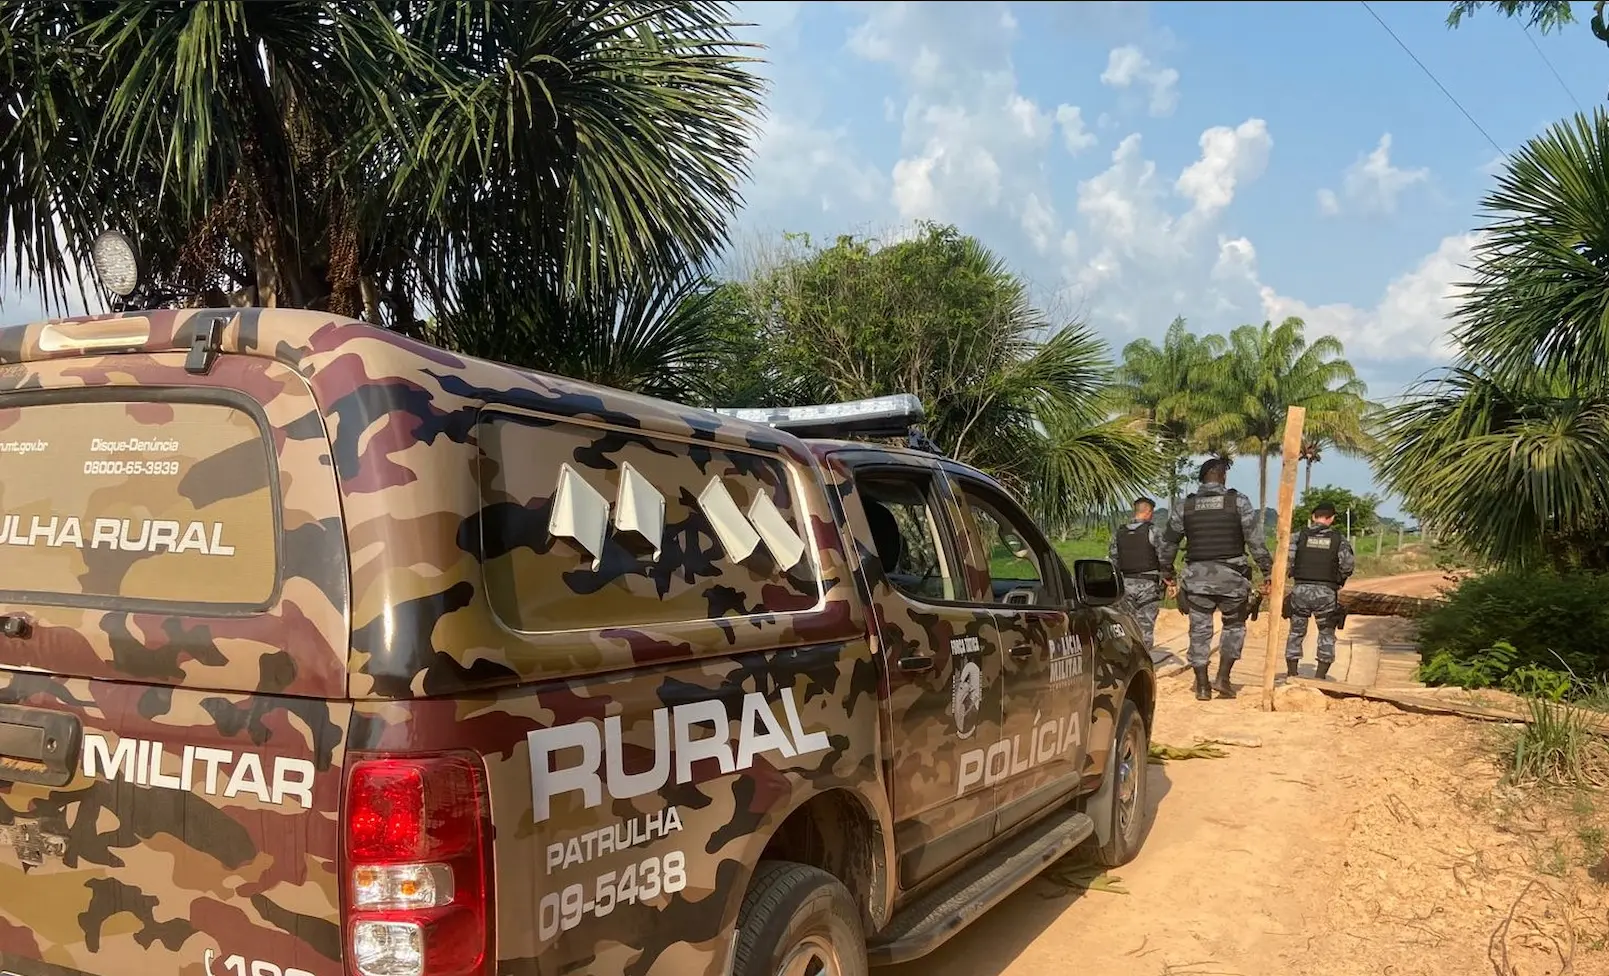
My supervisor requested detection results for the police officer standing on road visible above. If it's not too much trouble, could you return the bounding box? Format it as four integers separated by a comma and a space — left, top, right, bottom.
1157, 457, 1274, 701
1109, 497, 1164, 652
1284, 501, 1355, 680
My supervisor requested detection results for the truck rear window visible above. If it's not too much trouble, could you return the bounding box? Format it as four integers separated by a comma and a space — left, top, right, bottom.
0, 396, 278, 608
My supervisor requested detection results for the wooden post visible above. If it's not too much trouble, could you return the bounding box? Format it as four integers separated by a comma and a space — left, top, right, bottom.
1261, 405, 1306, 710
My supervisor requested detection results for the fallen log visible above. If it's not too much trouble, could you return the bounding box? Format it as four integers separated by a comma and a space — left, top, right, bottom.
1339, 589, 1445, 618
1292, 677, 1609, 737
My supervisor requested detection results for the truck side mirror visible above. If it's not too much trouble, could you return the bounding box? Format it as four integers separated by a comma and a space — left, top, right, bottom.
1073, 559, 1123, 607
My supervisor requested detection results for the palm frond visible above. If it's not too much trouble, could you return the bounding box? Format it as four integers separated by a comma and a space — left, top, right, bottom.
1374, 363, 1609, 567
1453, 109, 1609, 384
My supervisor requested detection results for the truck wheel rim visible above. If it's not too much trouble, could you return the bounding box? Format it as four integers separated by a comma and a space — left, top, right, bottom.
1116, 723, 1143, 836
778, 934, 841, 976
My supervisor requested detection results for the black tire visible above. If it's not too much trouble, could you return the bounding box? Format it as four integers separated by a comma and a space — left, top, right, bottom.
1093, 698, 1150, 867
732, 861, 868, 976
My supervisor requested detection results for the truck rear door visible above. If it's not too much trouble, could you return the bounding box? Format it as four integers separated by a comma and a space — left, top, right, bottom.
0, 344, 351, 976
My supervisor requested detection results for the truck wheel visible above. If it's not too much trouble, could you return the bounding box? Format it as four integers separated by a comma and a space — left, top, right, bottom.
1093, 698, 1150, 867
732, 861, 868, 976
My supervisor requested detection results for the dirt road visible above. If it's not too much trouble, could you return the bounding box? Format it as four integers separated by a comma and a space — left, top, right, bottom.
881, 573, 1607, 976
1347, 569, 1465, 599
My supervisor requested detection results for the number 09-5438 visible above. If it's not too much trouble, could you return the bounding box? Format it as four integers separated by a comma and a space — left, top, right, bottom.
539, 851, 688, 941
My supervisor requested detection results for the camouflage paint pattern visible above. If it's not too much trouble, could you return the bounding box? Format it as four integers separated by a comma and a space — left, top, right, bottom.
0, 308, 1152, 976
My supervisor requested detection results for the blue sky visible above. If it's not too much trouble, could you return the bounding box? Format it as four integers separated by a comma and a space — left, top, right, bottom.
730, 0, 1608, 518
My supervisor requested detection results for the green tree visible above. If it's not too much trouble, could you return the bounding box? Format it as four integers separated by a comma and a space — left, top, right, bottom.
1447, 1, 1609, 48
746, 223, 1162, 529
1110, 317, 1228, 509
1292, 484, 1379, 534
1197, 317, 1371, 521
686, 282, 804, 409
0, 1, 762, 395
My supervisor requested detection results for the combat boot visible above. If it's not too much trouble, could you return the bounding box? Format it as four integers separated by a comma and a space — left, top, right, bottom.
1213, 658, 1237, 699
1315, 660, 1332, 681
1286, 658, 1300, 678
1193, 666, 1211, 701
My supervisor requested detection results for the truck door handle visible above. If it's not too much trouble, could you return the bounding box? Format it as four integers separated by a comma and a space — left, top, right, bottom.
1008, 643, 1034, 660
0, 614, 32, 639
898, 655, 935, 673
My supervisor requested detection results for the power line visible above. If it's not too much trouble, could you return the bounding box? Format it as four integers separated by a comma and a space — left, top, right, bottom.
1359, 0, 1506, 157
1522, 24, 1584, 112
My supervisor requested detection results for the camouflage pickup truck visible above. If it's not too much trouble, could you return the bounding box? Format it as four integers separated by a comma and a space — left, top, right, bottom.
0, 306, 1155, 976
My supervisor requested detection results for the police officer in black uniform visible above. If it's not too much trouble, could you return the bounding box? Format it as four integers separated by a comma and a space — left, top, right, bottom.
1158, 457, 1274, 701
1108, 497, 1164, 651
1284, 501, 1355, 680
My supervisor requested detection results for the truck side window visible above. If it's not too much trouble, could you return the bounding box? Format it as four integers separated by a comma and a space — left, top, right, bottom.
960, 490, 1051, 607
856, 475, 958, 603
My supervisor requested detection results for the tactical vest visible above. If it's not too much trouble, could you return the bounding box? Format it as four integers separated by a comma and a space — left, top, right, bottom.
1115, 523, 1160, 575
1292, 526, 1342, 584
1181, 490, 1245, 562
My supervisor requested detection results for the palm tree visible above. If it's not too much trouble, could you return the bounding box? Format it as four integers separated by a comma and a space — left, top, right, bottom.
1300, 407, 1382, 494
0, 1, 763, 395
1374, 365, 1609, 570
1299, 438, 1325, 494
1111, 317, 1228, 508
424, 262, 735, 400
1198, 317, 1371, 519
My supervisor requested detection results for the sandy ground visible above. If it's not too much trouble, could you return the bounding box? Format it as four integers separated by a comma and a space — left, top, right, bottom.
881, 572, 1609, 976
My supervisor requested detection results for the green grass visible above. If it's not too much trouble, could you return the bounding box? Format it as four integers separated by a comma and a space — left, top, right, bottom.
1052, 537, 1111, 564
1504, 692, 1609, 790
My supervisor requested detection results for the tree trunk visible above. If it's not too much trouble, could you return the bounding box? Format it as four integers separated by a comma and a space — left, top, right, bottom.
1257, 449, 1269, 529
1303, 457, 1312, 494
1167, 448, 1184, 511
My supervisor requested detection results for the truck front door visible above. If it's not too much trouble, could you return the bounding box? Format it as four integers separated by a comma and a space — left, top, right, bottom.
835, 459, 1005, 889
947, 473, 1095, 834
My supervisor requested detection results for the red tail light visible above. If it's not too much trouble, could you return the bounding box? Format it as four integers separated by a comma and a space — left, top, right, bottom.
343, 754, 493, 976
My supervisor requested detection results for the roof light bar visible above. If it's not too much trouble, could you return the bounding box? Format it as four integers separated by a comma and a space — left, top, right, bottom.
713, 394, 925, 440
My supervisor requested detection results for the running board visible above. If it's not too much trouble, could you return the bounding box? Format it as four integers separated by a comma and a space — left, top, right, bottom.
866, 808, 1095, 966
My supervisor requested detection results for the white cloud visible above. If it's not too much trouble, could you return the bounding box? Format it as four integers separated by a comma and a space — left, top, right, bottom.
1246, 234, 1480, 362
1022, 193, 1058, 253
729, 4, 885, 228
847, 2, 1069, 267
1075, 133, 1173, 257
1317, 133, 1431, 217
1064, 119, 1270, 324
746, 113, 884, 216
1099, 45, 1180, 117
1212, 235, 1257, 282
1055, 104, 1097, 156
1175, 119, 1272, 222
